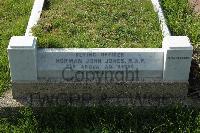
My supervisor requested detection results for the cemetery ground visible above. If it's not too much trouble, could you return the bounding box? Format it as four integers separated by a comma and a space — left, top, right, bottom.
32, 0, 162, 48
0, 0, 200, 132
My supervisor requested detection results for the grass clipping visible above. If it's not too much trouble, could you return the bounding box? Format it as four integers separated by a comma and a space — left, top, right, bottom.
33, 0, 162, 48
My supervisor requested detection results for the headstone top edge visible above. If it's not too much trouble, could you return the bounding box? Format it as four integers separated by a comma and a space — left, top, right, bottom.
163, 36, 193, 50
8, 36, 37, 49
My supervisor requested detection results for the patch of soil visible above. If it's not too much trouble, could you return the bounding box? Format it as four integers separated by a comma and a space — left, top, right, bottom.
189, 44, 200, 98
188, 0, 200, 97
189, 0, 200, 14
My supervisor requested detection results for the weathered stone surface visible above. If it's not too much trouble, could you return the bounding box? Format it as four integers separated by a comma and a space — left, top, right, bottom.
37, 48, 164, 82
7, 36, 37, 81
1, 87, 200, 116
11, 81, 189, 107
163, 36, 193, 81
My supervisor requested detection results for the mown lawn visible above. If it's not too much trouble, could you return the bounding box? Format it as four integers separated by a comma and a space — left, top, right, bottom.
161, 0, 200, 45
33, 0, 162, 48
0, 0, 34, 95
1, 106, 200, 132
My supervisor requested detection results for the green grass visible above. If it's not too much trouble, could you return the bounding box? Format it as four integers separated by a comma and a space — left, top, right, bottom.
1, 106, 200, 132
160, 0, 200, 45
0, 0, 34, 95
32, 0, 163, 48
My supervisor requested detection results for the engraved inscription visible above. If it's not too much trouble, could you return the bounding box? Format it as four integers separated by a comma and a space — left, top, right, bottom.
37, 50, 164, 81
168, 56, 190, 60
55, 52, 146, 71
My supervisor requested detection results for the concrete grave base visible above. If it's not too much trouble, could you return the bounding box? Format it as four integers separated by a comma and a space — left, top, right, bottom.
10, 81, 190, 107
1, 83, 200, 116
6, 0, 194, 109
5, 0, 195, 111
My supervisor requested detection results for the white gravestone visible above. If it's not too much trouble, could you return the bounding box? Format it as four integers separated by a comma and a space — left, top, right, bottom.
37, 48, 164, 82
163, 36, 193, 81
8, 36, 37, 81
